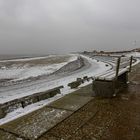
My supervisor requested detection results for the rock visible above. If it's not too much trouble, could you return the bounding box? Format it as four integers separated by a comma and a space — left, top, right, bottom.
68, 81, 81, 89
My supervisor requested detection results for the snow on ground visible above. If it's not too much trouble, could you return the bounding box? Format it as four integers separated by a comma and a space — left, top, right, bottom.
124, 52, 140, 65
0, 79, 92, 125
0, 55, 111, 104
0, 84, 76, 125
0, 54, 78, 82
0, 55, 111, 125
0, 53, 139, 125
125, 52, 140, 58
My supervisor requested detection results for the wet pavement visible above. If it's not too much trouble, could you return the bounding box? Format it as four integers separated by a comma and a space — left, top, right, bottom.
0, 63, 140, 140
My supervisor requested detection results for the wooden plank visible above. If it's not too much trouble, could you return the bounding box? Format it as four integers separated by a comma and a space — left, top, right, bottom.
115, 57, 121, 79
129, 56, 133, 72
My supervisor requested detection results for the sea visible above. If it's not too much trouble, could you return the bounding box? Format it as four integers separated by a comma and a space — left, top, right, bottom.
0, 54, 49, 60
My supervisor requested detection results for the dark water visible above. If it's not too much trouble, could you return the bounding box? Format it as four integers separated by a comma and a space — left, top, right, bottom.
0, 54, 48, 60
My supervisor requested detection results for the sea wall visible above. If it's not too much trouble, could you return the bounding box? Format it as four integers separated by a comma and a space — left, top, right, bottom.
0, 86, 63, 119
55, 56, 85, 74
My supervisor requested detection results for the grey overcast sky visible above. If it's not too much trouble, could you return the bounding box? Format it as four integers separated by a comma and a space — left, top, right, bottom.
0, 0, 140, 54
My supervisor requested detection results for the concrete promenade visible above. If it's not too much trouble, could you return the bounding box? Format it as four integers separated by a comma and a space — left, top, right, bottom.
0, 63, 140, 140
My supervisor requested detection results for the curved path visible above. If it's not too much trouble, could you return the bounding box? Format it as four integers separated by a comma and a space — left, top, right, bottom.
0, 55, 111, 103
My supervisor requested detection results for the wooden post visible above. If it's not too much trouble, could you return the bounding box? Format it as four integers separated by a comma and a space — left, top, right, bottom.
129, 56, 133, 72
115, 57, 121, 80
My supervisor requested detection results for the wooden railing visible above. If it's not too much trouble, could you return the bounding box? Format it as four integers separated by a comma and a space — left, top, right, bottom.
92, 56, 134, 98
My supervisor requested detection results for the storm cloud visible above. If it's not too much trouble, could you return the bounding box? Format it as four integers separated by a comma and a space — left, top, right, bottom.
0, 0, 140, 54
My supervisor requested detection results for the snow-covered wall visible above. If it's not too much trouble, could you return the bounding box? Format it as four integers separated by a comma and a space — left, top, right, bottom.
0, 86, 63, 119
55, 56, 85, 75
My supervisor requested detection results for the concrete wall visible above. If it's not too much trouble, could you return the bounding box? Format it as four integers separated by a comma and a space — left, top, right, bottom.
0, 86, 63, 119
92, 72, 128, 98
92, 80, 115, 98
55, 56, 84, 74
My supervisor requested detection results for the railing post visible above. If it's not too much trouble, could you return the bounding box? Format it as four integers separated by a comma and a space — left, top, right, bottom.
129, 56, 133, 72
115, 57, 121, 80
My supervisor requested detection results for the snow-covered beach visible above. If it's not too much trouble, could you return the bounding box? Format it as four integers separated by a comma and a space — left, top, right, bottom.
0, 52, 139, 125
0, 54, 112, 124
0, 55, 111, 103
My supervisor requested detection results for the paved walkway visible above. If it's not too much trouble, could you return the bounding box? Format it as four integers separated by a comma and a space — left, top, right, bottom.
0, 63, 140, 140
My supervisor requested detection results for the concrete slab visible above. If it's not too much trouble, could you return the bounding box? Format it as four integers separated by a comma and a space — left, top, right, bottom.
0, 107, 72, 140
0, 130, 22, 140
45, 101, 98, 139
40, 63, 140, 139
38, 135, 59, 140
69, 105, 116, 139
46, 63, 140, 139
48, 94, 93, 111
130, 74, 140, 84
70, 84, 94, 97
